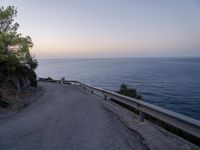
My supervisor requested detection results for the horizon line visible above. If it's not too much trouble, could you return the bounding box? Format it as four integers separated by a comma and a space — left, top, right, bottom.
37, 56, 200, 60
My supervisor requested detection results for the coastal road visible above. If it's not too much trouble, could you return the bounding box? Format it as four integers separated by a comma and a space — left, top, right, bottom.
0, 82, 147, 150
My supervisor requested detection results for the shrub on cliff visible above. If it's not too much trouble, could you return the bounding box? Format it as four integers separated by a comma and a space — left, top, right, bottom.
118, 83, 142, 100
16, 65, 37, 88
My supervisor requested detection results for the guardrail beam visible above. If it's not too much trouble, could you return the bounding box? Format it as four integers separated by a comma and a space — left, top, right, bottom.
39, 79, 200, 139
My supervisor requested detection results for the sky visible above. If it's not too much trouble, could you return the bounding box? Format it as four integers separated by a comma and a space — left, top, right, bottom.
1, 0, 200, 58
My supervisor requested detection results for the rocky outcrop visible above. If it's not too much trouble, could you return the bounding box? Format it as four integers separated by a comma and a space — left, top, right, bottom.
0, 74, 37, 109
0, 76, 31, 96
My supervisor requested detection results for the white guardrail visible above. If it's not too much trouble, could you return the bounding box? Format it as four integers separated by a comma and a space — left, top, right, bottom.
39, 79, 200, 139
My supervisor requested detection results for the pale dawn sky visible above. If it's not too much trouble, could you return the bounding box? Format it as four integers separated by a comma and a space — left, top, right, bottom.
1, 0, 200, 58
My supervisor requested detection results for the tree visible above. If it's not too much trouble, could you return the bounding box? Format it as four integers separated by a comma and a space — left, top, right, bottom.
27, 54, 38, 70
0, 6, 34, 65
0, 6, 19, 53
0, 6, 37, 87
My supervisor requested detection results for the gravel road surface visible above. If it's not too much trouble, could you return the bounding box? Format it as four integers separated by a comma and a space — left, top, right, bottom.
0, 82, 148, 150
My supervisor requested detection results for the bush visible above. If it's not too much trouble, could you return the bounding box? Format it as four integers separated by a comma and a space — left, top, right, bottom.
16, 65, 37, 87
111, 83, 143, 115
27, 54, 38, 70
0, 94, 10, 108
0, 53, 20, 76
47, 77, 53, 80
118, 83, 142, 100
0, 100, 10, 108
28, 69, 37, 87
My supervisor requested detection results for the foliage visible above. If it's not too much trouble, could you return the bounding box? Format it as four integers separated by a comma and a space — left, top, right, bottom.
0, 52, 20, 75
27, 54, 38, 70
0, 6, 17, 33
0, 6, 37, 87
0, 99, 10, 108
118, 83, 142, 100
0, 6, 33, 63
47, 77, 53, 80
0, 94, 10, 108
16, 65, 37, 87
26, 67, 37, 87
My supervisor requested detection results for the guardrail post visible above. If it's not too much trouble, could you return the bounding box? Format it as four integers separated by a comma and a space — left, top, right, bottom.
104, 95, 107, 101
139, 111, 144, 122
138, 99, 145, 122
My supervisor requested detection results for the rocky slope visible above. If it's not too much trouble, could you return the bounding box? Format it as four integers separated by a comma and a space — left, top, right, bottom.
0, 74, 37, 111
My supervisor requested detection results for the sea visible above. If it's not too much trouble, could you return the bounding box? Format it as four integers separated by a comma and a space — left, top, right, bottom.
36, 57, 200, 120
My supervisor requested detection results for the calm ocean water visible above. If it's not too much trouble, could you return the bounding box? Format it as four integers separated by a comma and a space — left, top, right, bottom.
36, 58, 200, 120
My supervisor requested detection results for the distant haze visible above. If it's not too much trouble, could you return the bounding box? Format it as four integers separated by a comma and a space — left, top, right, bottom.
1, 0, 200, 58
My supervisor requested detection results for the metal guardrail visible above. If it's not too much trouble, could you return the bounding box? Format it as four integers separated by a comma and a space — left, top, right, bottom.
39, 79, 200, 139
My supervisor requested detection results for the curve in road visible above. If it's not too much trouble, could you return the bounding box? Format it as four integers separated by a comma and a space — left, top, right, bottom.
0, 82, 147, 150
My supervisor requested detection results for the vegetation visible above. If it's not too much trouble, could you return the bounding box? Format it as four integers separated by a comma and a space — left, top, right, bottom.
38, 77, 53, 81
47, 77, 53, 80
0, 93, 10, 108
0, 6, 37, 84
118, 83, 142, 100
111, 83, 142, 115
0, 6, 38, 108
